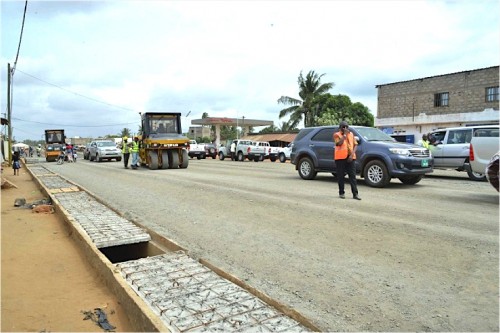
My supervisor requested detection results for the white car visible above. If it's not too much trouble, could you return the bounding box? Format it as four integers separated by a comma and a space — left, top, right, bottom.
88, 140, 122, 162
278, 143, 293, 163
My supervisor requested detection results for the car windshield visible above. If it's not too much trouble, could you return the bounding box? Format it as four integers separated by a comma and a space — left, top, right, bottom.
356, 127, 396, 142
97, 141, 115, 147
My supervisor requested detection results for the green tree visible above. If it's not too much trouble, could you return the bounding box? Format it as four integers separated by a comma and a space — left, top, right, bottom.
315, 94, 374, 127
119, 128, 132, 138
259, 125, 278, 134
278, 70, 334, 128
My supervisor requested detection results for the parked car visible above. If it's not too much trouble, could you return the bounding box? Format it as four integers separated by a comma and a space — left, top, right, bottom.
88, 140, 122, 162
255, 141, 279, 162
428, 125, 498, 181
291, 125, 433, 187
278, 143, 293, 163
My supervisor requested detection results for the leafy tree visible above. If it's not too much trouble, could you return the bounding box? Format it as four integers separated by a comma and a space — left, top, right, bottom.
315, 94, 374, 127
259, 125, 278, 134
119, 128, 132, 138
278, 70, 334, 128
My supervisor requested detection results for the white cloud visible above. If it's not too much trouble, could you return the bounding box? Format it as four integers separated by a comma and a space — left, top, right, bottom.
1, 0, 498, 141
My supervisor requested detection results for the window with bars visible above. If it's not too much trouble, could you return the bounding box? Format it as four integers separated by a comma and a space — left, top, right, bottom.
485, 86, 499, 102
434, 92, 449, 107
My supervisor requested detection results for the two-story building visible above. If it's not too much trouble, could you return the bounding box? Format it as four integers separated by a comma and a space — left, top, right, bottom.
375, 66, 499, 143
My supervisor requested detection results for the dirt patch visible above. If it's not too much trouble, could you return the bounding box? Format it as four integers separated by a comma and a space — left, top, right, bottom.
1, 167, 134, 332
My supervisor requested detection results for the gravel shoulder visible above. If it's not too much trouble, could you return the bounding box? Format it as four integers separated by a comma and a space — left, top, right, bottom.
43, 158, 499, 332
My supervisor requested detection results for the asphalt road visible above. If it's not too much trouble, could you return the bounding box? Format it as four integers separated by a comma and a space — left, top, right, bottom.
40, 156, 499, 332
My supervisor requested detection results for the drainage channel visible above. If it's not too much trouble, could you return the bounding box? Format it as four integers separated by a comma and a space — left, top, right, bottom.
26, 164, 318, 332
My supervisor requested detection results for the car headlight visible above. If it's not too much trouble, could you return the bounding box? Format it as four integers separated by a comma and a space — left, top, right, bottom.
389, 148, 411, 156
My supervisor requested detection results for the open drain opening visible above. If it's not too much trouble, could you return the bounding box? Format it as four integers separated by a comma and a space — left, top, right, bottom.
99, 241, 165, 264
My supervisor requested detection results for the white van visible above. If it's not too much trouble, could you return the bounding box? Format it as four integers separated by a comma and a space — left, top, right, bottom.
429, 125, 499, 181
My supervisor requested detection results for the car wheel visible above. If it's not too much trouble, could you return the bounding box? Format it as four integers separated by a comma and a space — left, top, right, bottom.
237, 152, 244, 161
117, 157, 122, 162
97, 155, 103, 162
219, 152, 225, 161
270, 157, 276, 162
467, 169, 486, 181
364, 160, 390, 187
90, 154, 95, 161
254, 156, 260, 162
279, 153, 286, 163
197, 155, 202, 160
398, 175, 423, 185
298, 157, 317, 180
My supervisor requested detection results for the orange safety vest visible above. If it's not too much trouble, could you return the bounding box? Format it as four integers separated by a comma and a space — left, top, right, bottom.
333, 131, 356, 160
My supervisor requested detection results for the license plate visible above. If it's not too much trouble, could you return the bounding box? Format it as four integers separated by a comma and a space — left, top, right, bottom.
421, 159, 429, 167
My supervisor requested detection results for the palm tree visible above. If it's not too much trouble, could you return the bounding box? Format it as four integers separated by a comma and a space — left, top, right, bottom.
277, 70, 334, 128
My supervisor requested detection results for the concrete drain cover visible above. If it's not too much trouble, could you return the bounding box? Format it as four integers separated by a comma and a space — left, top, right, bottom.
117, 252, 308, 332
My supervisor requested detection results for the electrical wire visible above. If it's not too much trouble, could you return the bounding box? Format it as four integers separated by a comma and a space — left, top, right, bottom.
11, 116, 137, 128
15, 69, 136, 112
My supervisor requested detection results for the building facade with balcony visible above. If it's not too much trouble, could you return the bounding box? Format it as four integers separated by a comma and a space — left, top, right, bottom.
375, 66, 499, 143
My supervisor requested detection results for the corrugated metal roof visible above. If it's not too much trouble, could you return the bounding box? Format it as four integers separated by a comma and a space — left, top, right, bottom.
241, 133, 297, 144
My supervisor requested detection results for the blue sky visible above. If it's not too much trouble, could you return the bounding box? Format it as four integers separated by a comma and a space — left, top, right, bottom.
1, 0, 499, 141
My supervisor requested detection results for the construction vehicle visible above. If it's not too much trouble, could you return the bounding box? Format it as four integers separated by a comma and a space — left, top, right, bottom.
44, 129, 66, 162
138, 112, 190, 169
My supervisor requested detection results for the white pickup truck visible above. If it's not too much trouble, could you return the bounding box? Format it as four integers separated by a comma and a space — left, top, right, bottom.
188, 140, 217, 159
255, 141, 279, 162
469, 126, 499, 176
219, 139, 261, 161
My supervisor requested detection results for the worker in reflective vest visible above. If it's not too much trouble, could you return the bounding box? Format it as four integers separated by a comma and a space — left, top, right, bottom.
131, 137, 140, 169
121, 136, 131, 169
333, 121, 361, 200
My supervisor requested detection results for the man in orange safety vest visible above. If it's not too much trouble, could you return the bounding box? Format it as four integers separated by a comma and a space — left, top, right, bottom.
333, 120, 361, 200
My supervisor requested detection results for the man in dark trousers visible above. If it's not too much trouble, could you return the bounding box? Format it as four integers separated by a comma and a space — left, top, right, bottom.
333, 120, 361, 200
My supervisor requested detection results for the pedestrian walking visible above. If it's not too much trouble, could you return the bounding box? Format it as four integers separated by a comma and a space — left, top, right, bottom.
333, 121, 361, 200
131, 136, 140, 169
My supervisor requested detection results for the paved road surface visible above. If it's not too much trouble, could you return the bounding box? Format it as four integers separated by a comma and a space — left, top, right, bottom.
41, 157, 499, 331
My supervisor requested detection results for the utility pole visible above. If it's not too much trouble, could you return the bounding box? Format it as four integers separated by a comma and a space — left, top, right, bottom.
7, 63, 12, 165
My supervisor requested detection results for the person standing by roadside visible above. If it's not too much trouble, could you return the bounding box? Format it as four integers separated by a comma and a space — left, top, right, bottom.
12, 151, 21, 175
230, 140, 236, 161
130, 136, 140, 169
121, 136, 131, 168
333, 121, 361, 200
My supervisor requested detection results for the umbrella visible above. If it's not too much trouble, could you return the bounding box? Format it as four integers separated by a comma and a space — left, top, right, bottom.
12, 143, 29, 149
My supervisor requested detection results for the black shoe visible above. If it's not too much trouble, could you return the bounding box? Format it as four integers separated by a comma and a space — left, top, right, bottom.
339, 194, 345, 199
353, 195, 361, 200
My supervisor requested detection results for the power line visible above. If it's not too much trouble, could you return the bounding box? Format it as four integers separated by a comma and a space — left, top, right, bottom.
15, 69, 136, 112
11, 116, 137, 128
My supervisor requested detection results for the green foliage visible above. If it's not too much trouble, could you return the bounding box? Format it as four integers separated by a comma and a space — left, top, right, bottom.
119, 128, 132, 138
315, 94, 374, 127
220, 126, 237, 141
197, 136, 212, 143
259, 125, 278, 134
278, 70, 334, 128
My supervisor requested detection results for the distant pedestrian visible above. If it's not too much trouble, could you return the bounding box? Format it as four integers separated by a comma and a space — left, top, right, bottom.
131, 136, 140, 169
230, 141, 236, 161
333, 120, 361, 200
121, 136, 131, 168
12, 151, 21, 175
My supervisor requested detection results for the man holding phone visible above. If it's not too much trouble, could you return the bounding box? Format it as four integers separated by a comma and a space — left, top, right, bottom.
333, 120, 361, 200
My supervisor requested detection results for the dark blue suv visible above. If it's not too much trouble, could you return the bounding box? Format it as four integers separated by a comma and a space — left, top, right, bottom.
290, 126, 433, 187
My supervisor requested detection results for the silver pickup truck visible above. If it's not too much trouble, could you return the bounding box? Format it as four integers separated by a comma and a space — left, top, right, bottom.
429, 125, 498, 181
